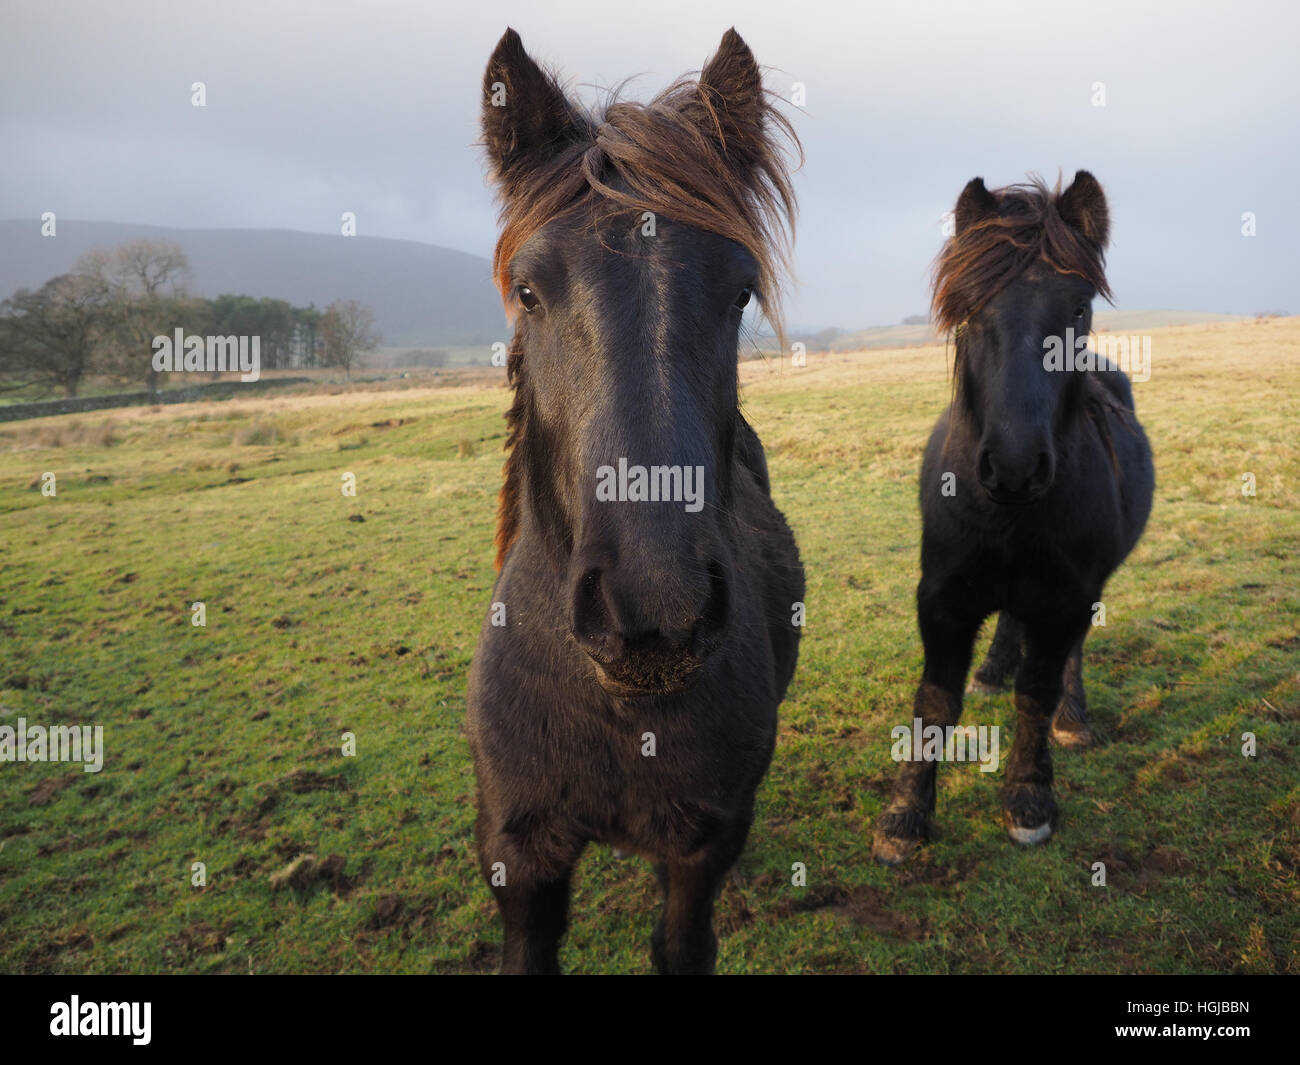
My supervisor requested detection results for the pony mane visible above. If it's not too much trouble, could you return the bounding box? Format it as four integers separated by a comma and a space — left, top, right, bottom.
494, 332, 527, 568
931, 176, 1112, 334
490, 71, 801, 570
491, 76, 800, 340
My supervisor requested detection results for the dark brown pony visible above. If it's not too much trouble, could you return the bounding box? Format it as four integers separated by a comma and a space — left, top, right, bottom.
873, 172, 1154, 863
467, 27, 804, 973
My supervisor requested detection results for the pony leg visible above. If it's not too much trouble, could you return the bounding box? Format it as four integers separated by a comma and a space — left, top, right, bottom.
495, 872, 575, 974
651, 814, 750, 975
476, 806, 582, 974
1051, 636, 1092, 748
1001, 624, 1077, 845
967, 612, 1023, 694
873, 593, 981, 865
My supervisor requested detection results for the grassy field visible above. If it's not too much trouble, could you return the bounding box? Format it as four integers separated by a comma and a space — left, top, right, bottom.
1, 317, 1297, 974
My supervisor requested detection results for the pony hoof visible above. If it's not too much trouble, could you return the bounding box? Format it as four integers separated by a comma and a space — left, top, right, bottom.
611, 847, 631, 860
872, 806, 928, 865
1001, 783, 1056, 846
1051, 719, 1093, 749
966, 676, 1003, 695
872, 831, 922, 865
1006, 820, 1053, 845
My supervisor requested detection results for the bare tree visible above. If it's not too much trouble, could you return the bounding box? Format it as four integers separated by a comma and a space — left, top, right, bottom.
320, 300, 381, 380
76, 240, 191, 392
117, 240, 190, 298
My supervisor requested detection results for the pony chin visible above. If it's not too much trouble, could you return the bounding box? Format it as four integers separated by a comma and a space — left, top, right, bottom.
588, 655, 705, 699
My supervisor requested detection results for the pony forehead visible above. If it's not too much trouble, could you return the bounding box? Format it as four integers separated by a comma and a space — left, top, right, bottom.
512, 199, 759, 269
932, 179, 1111, 332
492, 81, 798, 335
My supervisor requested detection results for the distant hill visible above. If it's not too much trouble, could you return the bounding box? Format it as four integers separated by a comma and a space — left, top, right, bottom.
0, 219, 507, 348
776, 310, 1253, 354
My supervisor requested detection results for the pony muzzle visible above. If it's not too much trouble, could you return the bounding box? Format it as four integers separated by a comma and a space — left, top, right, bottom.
569, 556, 729, 696
977, 439, 1055, 504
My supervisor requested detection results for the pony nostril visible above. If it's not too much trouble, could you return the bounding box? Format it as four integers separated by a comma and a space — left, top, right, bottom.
690, 560, 730, 658
571, 567, 618, 661
977, 449, 996, 487
621, 626, 663, 652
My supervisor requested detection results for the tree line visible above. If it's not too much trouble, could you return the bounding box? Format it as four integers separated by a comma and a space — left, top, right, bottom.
0, 239, 381, 397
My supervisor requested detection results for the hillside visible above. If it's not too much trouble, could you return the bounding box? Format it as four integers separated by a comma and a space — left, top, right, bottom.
0, 220, 507, 348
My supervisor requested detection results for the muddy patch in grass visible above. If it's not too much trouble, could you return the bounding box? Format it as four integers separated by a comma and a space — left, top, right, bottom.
27, 772, 80, 807
774, 882, 929, 940
282, 768, 348, 793
891, 850, 981, 889
269, 852, 368, 897
167, 922, 230, 962
431, 938, 499, 974
1093, 841, 1196, 893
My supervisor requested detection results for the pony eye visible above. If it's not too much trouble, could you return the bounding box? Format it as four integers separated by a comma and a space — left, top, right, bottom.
1072, 302, 1088, 319
735, 285, 754, 310
516, 285, 540, 313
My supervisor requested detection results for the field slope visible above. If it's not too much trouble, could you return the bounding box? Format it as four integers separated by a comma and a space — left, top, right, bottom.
1, 317, 1297, 973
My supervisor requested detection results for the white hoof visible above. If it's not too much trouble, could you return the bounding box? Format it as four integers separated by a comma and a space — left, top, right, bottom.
1008, 821, 1052, 845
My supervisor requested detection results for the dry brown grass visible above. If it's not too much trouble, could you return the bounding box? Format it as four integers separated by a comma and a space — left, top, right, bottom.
740, 316, 1300, 509
2, 419, 118, 450
231, 421, 283, 447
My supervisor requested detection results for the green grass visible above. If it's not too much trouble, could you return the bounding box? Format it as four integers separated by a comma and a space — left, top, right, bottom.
1, 318, 1297, 974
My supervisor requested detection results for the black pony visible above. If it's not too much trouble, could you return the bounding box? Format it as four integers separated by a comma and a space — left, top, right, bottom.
468, 28, 804, 972
873, 172, 1154, 863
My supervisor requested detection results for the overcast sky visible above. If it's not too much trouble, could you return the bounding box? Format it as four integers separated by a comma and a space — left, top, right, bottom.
2, 0, 1296, 329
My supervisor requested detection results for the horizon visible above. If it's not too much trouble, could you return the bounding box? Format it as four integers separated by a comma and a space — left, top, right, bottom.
0, 216, 1276, 340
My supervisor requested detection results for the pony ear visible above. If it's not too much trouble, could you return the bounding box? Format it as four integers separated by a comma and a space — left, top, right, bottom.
691, 29, 766, 161
1057, 169, 1110, 248
954, 177, 999, 234
481, 28, 583, 187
